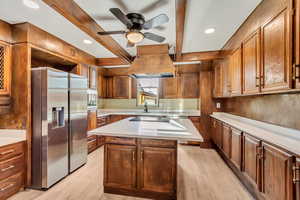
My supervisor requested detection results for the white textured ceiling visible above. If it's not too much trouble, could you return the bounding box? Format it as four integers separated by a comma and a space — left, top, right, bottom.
0, 0, 262, 59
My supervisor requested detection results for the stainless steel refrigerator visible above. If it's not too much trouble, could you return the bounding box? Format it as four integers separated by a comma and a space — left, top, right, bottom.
31, 68, 88, 189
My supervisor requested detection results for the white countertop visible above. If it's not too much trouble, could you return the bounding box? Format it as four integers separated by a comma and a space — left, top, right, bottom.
0, 130, 26, 147
211, 112, 300, 156
97, 109, 200, 117
89, 117, 203, 142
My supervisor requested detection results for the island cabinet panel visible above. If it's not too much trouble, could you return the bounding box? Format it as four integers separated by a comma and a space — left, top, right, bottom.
242, 134, 261, 189
242, 29, 261, 95
296, 159, 300, 200
178, 72, 199, 98
104, 144, 137, 189
230, 47, 242, 96
261, 7, 292, 92
261, 143, 294, 200
139, 147, 176, 194
230, 128, 242, 170
113, 76, 131, 99
161, 77, 178, 98
222, 123, 231, 158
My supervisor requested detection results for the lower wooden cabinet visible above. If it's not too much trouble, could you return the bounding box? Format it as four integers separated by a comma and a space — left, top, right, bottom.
243, 134, 261, 189
139, 147, 176, 193
87, 135, 97, 154
296, 159, 300, 200
104, 138, 177, 199
222, 123, 231, 158
261, 142, 294, 200
212, 119, 223, 149
104, 144, 137, 189
87, 110, 97, 131
230, 128, 242, 170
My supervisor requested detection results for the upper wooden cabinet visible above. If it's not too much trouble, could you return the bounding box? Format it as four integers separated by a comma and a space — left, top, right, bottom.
89, 67, 97, 89
113, 76, 131, 99
0, 41, 11, 97
161, 77, 178, 98
178, 73, 199, 98
261, 6, 293, 92
221, 59, 231, 97
230, 47, 242, 96
242, 29, 261, 95
213, 61, 223, 98
261, 142, 294, 200
106, 76, 114, 98
98, 74, 106, 98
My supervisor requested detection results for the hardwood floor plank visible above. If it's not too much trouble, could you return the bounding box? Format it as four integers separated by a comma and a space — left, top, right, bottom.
9, 145, 253, 200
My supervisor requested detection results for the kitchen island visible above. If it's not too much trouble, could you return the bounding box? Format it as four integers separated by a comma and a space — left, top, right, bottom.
89, 116, 203, 200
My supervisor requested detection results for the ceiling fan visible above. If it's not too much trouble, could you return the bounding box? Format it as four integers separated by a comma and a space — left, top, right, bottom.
97, 8, 169, 47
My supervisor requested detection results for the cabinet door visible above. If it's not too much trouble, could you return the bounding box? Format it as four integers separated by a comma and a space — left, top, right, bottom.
295, 0, 300, 89
87, 110, 97, 131
104, 144, 137, 189
161, 77, 178, 98
113, 76, 130, 99
243, 29, 261, 94
89, 67, 97, 89
215, 120, 223, 149
231, 128, 242, 170
0, 42, 11, 96
98, 75, 106, 98
106, 77, 113, 98
261, 143, 294, 200
296, 159, 300, 200
261, 6, 292, 92
230, 47, 242, 96
213, 61, 223, 98
222, 124, 231, 158
139, 147, 176, 193
221, 58, 231, 97
178, 73, 199, 98
243, 134, 261, 188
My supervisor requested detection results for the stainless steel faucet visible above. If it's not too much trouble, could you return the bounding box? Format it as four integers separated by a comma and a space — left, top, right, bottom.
144, 103, 148, 113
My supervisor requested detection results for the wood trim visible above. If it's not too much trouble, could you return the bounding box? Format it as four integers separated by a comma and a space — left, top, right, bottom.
42, 0, 132, 64
179, 51, 224, 61
96, 57, 129, 66
0, 41, 12, 96
175, 0, 187, 60
0, 20, 12, 43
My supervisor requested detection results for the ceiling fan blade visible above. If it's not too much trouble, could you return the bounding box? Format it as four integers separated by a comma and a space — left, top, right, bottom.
144, 32, 166, 43
140, 0, 168, 14
143, 14, 169, 30
113, 0, 129, 13
109, 8, 133, 28
127, 41, 135, 48
97, 31, 126, 35
93, 15, 116, 21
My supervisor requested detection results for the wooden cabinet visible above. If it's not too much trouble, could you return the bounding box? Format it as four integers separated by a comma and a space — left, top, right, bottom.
221, 59, 231, 97
178, 73, 199, 98
261, 142, 294, 200
139, 147, 176, 194
106, 76, 114, 98
113, 76, 131, 99
0, 142, 25, 200
222, 123, 231, 158
104, 144, 137, 189
89, 67, 97, 89
161, 77, 178, 98
230, 47, 242, 96
213, 61, 223, 98
243, 29, 261, 94
97, 74, 106, 98
296, 159, 300, 200
87, 110, 97, 131
231, 128, 242, 170
261, 6, 293, 92
131, 78, 137, 99
243, 134, 261, 189
87, 135, 97, 154
0, 41, 11, 114
295, 0, 300, 89
213, 119, 223, 149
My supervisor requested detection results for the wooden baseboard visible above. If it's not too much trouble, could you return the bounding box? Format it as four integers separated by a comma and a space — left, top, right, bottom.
104, 186, 176, 200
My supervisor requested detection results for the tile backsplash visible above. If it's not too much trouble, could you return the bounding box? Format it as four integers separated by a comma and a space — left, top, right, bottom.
98, 98, 200, 111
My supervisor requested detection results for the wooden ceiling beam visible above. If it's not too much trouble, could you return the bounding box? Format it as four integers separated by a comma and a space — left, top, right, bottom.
42, 0, 133, 64
175, 0, 187, 61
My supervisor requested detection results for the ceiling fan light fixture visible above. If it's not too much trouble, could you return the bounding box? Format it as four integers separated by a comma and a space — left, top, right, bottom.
23, 0, 40, 9
126, 31, 144, 43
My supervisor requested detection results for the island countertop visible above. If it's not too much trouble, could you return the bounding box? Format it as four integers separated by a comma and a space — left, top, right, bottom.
89, 117, 203, 142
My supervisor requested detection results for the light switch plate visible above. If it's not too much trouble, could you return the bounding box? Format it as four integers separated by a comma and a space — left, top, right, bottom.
216, 102, 221, 109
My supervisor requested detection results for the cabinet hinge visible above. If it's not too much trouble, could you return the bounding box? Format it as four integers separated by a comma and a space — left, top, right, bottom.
293, 64, 300, 80
293, 165, 300, 184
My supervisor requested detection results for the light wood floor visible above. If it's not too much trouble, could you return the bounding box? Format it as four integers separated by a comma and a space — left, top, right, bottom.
9, 145, 253, 200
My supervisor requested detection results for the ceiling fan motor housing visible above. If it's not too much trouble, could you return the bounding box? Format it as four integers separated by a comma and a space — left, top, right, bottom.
126, 13, 145, 30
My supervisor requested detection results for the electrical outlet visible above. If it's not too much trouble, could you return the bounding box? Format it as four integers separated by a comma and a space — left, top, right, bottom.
216, 102, 221, 109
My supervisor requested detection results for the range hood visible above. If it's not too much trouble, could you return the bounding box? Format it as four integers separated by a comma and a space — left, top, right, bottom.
128, 44, 175, 78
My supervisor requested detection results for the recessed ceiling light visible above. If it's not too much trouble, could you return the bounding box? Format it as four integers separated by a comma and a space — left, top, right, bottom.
204, 28, 215, 34
83, 39, 93, 44
23, 0, 40, 9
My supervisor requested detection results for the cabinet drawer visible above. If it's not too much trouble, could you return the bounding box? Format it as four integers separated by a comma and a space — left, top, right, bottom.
88, 135, 97, 142
0, 154, 24, 181
88, 139, 97, 153
105, 137, 136, 145
0, 172, 23, 200
140, 139, 177, 148
0, 142, 24, 162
